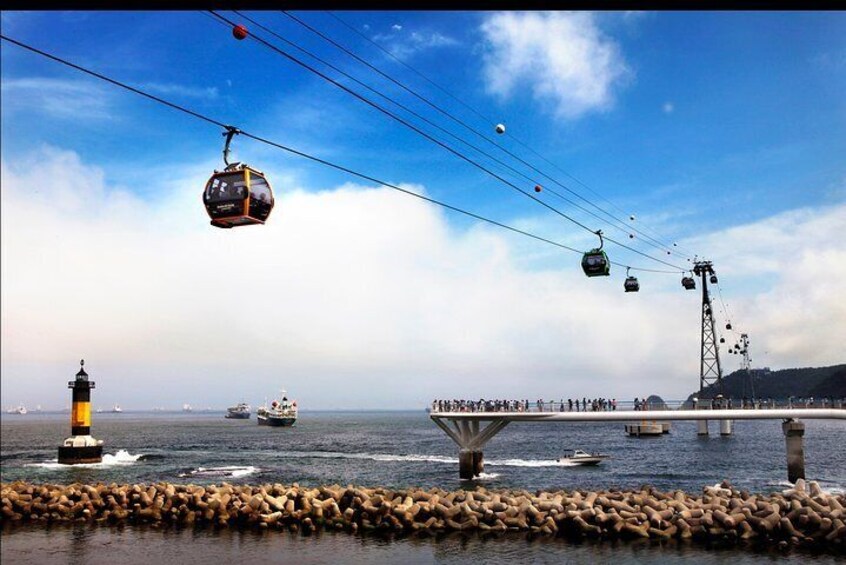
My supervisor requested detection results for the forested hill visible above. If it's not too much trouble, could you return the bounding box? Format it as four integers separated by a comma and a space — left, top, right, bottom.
687, 364, 846, 400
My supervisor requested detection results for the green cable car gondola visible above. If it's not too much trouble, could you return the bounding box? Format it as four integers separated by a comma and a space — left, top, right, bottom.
203, 127, 275, 229
582, 231, 610, 277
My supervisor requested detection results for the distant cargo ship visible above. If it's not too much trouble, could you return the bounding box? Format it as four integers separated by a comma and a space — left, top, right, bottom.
257, 391, 297, 427
225, 403, 251, 419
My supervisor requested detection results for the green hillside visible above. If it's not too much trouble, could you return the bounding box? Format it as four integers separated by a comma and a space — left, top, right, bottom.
687, 364, 846, 400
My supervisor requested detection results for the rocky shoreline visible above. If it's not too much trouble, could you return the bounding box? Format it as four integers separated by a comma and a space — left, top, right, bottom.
2, 479, 844, 552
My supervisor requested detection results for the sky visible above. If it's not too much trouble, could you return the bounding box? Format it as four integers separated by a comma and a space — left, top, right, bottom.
1, 11, 845, 411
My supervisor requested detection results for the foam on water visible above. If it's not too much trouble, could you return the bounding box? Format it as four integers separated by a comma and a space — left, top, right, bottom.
178, 466, 258, 479
488, 458, 580, 467
273, 451, 584, 468
25, 449, 144, 469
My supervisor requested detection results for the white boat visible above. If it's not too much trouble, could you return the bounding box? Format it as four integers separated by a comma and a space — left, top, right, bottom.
183, 403, 193, 412
257, 390, 297, 427
11, 404, 28, 415
557, 449, 609, 466
111, 404, 123, 413
225, 402, 251, 419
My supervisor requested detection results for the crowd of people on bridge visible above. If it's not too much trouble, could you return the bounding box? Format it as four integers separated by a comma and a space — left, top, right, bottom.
431, 396, 845, 414
431, 398, 623, 413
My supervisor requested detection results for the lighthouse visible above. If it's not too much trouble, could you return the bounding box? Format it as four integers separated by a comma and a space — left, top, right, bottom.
58, 359, 104, 464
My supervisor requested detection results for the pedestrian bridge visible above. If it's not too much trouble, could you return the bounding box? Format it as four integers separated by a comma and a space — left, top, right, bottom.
429, 404, 846, 480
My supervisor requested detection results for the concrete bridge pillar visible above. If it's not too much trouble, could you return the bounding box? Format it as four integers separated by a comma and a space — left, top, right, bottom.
719, 419, 733, 436
432, 417, 508, 479
458, 449, 474, 480
698, 420, 709, 435
782, 419, 805, 483
473, 450, 484, 476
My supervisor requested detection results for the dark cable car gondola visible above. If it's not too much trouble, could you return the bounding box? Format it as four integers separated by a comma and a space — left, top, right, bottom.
719, 337, 725, 343
203, 127, 275, 229
710, 274, 718, 284
582, 230, 610, 277
624, 267, 639, 292
682, 275, 696, 290
726, 323, 732, 330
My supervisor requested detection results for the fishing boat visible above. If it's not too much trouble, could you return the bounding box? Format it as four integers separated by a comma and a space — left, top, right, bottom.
257, 391, 297, 427
557, 449, 610, 466
111, 404, 123, 413
225, 402, 251, 419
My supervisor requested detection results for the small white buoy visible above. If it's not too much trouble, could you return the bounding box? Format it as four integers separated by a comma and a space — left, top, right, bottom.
495, 123, 506, 134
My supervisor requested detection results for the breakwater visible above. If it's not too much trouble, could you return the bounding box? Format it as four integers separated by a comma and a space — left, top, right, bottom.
2, 480, 844, 552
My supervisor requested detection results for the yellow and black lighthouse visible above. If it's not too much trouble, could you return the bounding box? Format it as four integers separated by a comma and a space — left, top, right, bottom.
58, 359, 104, 464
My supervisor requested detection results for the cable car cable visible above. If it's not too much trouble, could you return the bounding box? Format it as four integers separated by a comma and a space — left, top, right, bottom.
0, 33, 684, 276
292, 10, 697, 260
209, 12, 688, 272
225, 12, 679, 260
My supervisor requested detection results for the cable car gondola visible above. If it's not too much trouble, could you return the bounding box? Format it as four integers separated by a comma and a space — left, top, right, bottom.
203, 127, 275, 229
624, 267, 639, 292
710, 274, 718, 284
682, 276, 696, 290
726, 323, 732, 330
582, 230, 610, 277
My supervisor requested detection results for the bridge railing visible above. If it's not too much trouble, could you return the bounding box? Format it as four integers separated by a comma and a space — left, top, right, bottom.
429, 397, 845, 414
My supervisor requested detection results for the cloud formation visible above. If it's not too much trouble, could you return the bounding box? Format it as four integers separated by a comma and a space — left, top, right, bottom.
371, 28, 459, 61
1, 77, 114, 120
480, 12, 631, 120
1, 148, 843, 411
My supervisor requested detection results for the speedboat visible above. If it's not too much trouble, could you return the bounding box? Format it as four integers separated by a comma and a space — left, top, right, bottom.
557, 449, 609, 466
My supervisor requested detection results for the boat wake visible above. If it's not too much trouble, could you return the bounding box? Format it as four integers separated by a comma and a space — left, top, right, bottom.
25, 449, 145, 469
178, 466, 258, 479
488, 458, 581, 467
274, 451, 582, 468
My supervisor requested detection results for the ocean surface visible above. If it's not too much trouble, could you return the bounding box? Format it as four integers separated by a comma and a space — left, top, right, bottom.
2, 410, 845, 563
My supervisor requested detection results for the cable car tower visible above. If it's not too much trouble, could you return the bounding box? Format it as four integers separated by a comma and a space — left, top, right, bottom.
693, 260, 723, 395
739, 333, 754, 398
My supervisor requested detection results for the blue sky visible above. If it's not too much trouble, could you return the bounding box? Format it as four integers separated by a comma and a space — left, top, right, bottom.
1, 11, 845, 409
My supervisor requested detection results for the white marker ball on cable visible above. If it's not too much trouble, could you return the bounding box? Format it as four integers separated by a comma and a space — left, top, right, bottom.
495, 123, 506, 134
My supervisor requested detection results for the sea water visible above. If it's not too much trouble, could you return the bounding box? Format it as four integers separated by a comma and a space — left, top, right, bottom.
2, 411, 845, 563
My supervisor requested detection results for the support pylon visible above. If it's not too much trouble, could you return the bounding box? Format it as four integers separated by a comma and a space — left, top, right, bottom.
693, 261, 722, 395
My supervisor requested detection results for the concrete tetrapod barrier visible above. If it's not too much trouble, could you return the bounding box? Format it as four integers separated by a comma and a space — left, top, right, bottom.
1, 480, 844, 552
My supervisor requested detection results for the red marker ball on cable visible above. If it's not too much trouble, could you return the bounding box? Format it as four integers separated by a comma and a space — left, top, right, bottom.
534, 185, 542, 193
233, 25, 249, 40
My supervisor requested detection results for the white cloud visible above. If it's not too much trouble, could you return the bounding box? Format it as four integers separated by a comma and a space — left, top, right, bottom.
1, 148, 844, 411
1, 77, 114, 120
683, 203, 846, 369
663, 102, 674, 114
142, 83, 219, 100
480, 12, 631, 120
391, 24, 402, 31
371, 29, 459, 61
